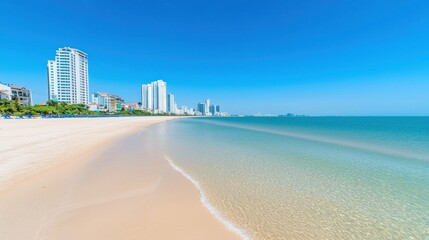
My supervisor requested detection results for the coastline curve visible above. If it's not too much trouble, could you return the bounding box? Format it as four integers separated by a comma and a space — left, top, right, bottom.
164, 154, 251, 240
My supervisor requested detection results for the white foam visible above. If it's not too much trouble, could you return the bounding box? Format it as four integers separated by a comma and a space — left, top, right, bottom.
164, 154, 251, 240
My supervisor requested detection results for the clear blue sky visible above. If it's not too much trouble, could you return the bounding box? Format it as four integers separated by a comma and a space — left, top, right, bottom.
0, 0, 428, 115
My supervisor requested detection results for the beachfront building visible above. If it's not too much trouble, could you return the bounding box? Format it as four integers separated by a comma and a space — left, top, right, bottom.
91, 92, 110, 111
141, 84, 153, 111
0, 83, 12, 100
110, 95, 125, 112
0, 83, 32, 106
11, 86, 32, 106
91, 92, 124, 112
47, 47, 89, 104
124, 103, 141, 111
141, 80, 167, 113
87, 103, 98, 111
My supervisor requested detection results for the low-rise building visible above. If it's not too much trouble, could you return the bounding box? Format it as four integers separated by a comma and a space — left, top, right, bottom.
91, 92, 111, 111
87, 103, 99, 111
109, 95, 124, 112
0, 83, 32, 106
125, 103, 141, 111
91, 92, 124, 112
11, 86, 32, 106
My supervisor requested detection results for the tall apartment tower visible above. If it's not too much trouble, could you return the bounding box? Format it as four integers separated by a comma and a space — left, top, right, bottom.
167, 93, 175, 113
47, 47, 89, 104
141, 80, 167, 113
155, 80, 167, 113
141, 83, 153, 111
205, 99, 210, 115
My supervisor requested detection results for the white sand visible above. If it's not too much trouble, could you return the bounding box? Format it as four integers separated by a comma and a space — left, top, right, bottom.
0, 117, 175, 190
0, 117, 241, 239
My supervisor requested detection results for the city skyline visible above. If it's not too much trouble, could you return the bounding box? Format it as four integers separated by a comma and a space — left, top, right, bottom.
1, 1, 428, 115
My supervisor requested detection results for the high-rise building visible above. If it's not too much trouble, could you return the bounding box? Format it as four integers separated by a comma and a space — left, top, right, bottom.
197, 99, 221, 116
205, 99, 210, 115
47, 47, 89, 104
141, 83, 153, 111
155, 80, 167, 113
197, 102, 205, 115
209, 105, 220, 116
141, 80, 167, 113
167, 93, 175, 114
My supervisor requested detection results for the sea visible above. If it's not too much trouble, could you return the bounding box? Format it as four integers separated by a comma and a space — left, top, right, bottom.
149, 117, 429, 239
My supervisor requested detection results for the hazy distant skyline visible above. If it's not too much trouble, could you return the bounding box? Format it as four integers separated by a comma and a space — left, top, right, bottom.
0, 0, 428, 115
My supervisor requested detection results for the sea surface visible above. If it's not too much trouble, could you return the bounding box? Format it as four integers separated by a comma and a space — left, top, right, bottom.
152, 117, 429, 239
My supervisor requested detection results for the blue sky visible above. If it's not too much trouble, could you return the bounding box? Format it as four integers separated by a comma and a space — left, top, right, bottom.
0, 0, 428, 115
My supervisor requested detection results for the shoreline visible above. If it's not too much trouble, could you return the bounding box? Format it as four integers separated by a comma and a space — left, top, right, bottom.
0, 117, 240, 239
165, 154, 250, 240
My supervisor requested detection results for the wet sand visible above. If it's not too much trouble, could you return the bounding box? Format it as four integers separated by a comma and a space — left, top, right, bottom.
0, 118, 240, 239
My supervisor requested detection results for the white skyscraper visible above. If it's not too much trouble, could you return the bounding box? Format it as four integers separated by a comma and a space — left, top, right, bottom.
156, 80, 167, 113
205, 99, 210, 115
141, 80, 167, 113
47, 47, 89, 104
141, 83, 153, 111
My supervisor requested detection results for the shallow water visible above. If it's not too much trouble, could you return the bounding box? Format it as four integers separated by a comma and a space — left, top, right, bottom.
152, 117, 429, 239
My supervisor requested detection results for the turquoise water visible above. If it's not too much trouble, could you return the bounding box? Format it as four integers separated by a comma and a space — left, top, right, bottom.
155, 117, 429, 239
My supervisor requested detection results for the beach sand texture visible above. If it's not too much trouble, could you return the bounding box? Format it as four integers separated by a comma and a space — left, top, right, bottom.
0, 117, 240, 239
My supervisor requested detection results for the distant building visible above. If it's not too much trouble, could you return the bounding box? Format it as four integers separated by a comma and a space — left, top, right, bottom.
87, 103, 98, 111
181, 106, 196, 115
167, 93, 176, 114
91, 92, 123, 112
141, 84, 153, 111
205, 99, 210, 115
110, 95, 124, 112
173, 102, 178, 114
208, 105, 220, 116
125, 103, 141, 111
210, 105, 220, 116
91, 92, 110, 111
47, 47, 89, 104
141, 80, 167, 113
197, 99, 220, 116
197, 102, 206, 115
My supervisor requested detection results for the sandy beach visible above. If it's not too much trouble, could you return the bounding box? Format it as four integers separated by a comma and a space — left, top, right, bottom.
0, 117, 240, 239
